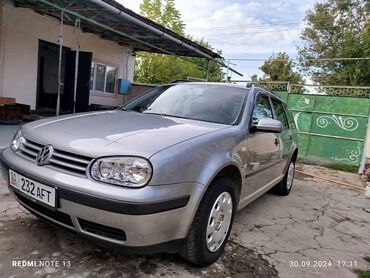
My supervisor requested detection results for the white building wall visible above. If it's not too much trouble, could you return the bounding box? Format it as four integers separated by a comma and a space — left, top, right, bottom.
0, 0, 135, 108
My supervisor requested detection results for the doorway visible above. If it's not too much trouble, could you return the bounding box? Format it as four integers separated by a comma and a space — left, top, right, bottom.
36, 40, 92, 114
36, 40, 68, 112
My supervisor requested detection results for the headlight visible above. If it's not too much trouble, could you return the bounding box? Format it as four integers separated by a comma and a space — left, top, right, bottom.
11, 129, 24, 152
90, 157, 152, 187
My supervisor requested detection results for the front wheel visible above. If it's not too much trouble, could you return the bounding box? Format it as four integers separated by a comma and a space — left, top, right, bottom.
180, 177, 237, 266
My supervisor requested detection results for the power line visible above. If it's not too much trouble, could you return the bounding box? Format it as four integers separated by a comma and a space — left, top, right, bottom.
191, 22, 346, 38
192, 24, 348, 37
191, 21, 300, 32
193, 27, 298, 36
226, 57, 370, 62
189, 18, 339, 32
306, 57, 370, 61
202, 28, 298, 39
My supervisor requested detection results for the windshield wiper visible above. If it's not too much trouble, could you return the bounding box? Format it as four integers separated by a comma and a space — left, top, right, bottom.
143, 112, 192, 120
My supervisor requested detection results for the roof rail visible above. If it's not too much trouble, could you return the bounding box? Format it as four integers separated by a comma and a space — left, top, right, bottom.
245, 82, 274, 93
169, 79, 192, 84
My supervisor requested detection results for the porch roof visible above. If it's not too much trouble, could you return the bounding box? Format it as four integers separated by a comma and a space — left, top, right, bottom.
13, 0, 221, 59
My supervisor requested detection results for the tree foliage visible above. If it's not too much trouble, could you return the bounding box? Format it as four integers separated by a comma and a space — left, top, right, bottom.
134, 0, 224, 84
298, 0, 370, 86
252, 52, 304, 84
139, 0, 184, 35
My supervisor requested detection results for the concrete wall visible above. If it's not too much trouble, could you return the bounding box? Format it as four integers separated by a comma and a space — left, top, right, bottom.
0, 0, 135, 109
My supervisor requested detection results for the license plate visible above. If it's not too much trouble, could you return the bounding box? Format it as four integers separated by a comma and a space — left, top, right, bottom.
9, 170, 56, 208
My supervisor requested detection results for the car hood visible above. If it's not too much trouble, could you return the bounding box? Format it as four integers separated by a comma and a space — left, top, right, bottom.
23, 110, 230, 158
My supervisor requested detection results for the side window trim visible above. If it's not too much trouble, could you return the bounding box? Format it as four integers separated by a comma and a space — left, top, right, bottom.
282, 102, 294, 129
268, 96, 277, 119
271, 97, 289, 130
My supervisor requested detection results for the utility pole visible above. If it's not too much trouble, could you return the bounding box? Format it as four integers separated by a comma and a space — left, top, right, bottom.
205, 59, 210, 81
73, 18, 81, 114
56, 11, 64, 116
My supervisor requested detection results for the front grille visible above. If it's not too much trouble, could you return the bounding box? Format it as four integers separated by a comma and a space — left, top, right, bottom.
15, 191, 74, 227
78, 218, 127, 241
18, 139, 92, 176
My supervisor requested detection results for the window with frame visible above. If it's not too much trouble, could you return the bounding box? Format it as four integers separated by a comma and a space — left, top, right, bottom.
271, 99, 289, 130
90, 62, 117, 93
252, 95, 273, 125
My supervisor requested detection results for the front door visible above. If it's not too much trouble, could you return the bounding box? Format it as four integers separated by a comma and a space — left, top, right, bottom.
271, 98, 292, 172
239, 94, 282, 201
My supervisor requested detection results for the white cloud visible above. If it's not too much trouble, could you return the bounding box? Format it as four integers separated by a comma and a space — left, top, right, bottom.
117, 0, 316, 78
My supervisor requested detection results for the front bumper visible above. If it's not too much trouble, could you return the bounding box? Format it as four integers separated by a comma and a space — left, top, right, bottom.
1, 148, 205, 253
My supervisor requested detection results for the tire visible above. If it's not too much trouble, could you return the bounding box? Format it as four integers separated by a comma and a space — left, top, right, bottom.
272, 159, 295, 196
180, 177, 237, 266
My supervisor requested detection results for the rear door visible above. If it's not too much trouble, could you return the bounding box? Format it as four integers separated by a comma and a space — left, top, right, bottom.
239, 93, 282, 199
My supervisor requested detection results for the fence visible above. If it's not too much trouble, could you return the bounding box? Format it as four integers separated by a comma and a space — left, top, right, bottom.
270, 83, 370, 167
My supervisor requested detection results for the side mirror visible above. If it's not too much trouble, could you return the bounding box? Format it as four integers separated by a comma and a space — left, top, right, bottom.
255, 118, 283, 133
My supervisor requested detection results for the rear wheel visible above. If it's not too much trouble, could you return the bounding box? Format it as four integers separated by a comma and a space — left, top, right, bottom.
180, 177, 237, 266
272, 160, 295, 196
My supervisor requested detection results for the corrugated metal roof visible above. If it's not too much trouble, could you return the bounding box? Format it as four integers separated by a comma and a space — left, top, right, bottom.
13, 0, 222, 59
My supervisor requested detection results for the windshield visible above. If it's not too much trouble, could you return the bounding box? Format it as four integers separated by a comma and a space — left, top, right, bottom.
121, 84, 247, 125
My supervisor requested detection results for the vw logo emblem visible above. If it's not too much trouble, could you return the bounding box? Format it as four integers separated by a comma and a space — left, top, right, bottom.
36, 145, 53, 166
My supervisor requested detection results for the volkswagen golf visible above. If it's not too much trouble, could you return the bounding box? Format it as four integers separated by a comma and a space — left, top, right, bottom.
0, 82, 298, 266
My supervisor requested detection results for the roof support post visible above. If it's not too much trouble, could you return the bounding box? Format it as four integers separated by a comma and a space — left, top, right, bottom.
226, 59, 230, 82
205, 59, 210, 81
73, 18, 81, 114
56, 11, 64, 116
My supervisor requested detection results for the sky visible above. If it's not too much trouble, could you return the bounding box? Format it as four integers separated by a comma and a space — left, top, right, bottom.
117, 0, 318, 80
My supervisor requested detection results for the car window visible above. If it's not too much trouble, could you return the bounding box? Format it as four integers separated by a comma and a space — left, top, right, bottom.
251, 95, 273, 125
121, 84, 247, 125
271, 99, 289, 130
283, 103, 296, 129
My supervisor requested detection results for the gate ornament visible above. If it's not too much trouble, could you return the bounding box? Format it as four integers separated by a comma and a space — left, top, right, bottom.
316, 115, 359, 131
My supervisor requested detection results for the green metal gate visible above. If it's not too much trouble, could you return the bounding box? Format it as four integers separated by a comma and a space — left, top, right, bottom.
274, 91, 370, 166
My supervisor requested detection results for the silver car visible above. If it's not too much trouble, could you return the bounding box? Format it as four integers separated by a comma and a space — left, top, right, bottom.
1, 82, 298, 266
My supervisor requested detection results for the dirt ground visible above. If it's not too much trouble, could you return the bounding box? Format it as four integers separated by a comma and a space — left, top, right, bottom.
0, 163, 369, 278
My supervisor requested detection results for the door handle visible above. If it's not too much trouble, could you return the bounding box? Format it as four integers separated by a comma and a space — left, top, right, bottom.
274, 138, 279, 146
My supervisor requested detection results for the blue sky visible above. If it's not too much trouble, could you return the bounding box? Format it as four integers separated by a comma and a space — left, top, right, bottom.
118, 0, 318, 80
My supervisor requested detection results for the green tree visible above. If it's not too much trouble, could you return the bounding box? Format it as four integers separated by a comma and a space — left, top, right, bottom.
253, 52, 304, 83
134, 0, 224, 83
139, 0, 184, 35
298, 0, 370, 86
